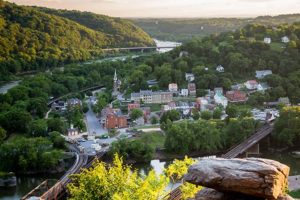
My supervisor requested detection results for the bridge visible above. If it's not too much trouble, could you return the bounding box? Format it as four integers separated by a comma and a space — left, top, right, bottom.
167, 123, 274, 200
102, 46, 179, 51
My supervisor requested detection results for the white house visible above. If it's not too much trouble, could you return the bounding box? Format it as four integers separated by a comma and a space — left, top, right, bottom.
216, 65, 224, 73
168, 83, 178, 92
185, 73, 195, 82
257, 83, 270, 92
255, 70, 272, 79
214, 92, 228, 108
245, 80, 259, 90
281, 36, 290, 43
264, 37, 271, 44
180, 89, 189, 97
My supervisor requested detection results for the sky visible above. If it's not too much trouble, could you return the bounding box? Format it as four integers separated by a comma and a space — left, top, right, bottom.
7, 0, 300, 18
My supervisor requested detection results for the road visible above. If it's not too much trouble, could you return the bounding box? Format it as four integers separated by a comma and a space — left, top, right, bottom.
85, 99, 107, 135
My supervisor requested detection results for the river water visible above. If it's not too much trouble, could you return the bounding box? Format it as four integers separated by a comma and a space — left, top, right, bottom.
0, 81, 20, 94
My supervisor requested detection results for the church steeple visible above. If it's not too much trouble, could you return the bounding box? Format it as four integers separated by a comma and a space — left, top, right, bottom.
114, 69, 117, 81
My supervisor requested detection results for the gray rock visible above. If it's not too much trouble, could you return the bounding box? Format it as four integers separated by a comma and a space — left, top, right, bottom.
184, 158, 289, 199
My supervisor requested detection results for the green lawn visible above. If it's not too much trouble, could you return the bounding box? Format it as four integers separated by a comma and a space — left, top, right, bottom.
270, 42, 285, 52
289, 189, 300, 198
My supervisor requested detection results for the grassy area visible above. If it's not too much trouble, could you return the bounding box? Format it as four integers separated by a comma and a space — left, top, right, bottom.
270, 42, 285, 52
289, 189, 300, 198
138, 132, 165, 149
173, 96, 197, 102
144, 104, 162, 112
133, 124, 160, 130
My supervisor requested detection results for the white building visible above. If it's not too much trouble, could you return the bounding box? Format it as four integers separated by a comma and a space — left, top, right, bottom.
168, 83, 178, 92
281, 36, 290, 43
214, 92, 228, 108
245, 80, 259, 90
185, 73, 195, 82
264, 37, 271, 44
180, 89, 189, 97
255, 70, 272, 79
216, 65, 224, 73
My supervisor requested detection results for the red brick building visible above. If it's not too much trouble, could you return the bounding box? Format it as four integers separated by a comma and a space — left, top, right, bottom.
128, 103, 140, 112
105, 113, 128, 129
226, 90, 247, 102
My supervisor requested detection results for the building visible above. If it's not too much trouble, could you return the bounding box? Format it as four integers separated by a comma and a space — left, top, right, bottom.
196, 97, 209, 111
128, 103, 140, 112
226, 90, 247, 102
188, 83, 196, 96
131, 90, 173, 104
257, 83, 270, 92
168, 83, 178, 92
216, 65, 224, 73
112, 69, 121, 97
67, 125, 79, 137
51, 101, 67, 112
214, 87, 224, 95
264, 37, 271, 44
147, 79, 158, 88
245, 80, 258, 90
180, 89, 189, 97
278, 97, 291, 106
214, 92, 228, 108
255, 70, 272, 79
185, 73, 195, 82
281, 36, 290, 43
106, 113, 127, 129
67, 98, 82, 107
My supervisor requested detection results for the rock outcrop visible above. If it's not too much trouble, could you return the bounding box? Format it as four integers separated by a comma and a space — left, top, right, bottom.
184, 158, 290, 200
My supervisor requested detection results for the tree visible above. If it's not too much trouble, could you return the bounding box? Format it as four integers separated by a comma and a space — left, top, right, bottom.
130, 109, 143, 121
150, 116, 158, 125
49, 131, 66, 149
82, 102, 89, 113
226, 104, 238, 118
201, 111, 212, 120
47, 118, 65, 133
192, 108, 200, 120
68, 154, 200, 200
160, 110, 181, 124
213, 108, 222, 119
0, 127, 6, 143
29, 119, 48, 137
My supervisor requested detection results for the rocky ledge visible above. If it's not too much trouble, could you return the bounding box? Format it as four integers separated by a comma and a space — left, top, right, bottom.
184, 158, 292, 200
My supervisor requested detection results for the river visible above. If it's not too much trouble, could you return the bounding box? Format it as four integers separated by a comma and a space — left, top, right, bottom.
0, 81, 20, 94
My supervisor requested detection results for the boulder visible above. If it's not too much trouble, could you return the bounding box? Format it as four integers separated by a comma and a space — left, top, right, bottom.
184, 158, 289, 199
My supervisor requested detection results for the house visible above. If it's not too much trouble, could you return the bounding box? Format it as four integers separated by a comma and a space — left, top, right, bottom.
146, 79, 158, 88
281, 36, 290, 43
106, 113, 127, 129
255, 70, 272, 79
161, 102, 177, 112
264, 37, 271, 44
188, 83, 196, 96
245, 80, 258, 90
67, 98, 82, 107
216, 65, 224, 73
51, 101, 67, 112
214, 92, 228, 108
278, 97, 291, 106
67, 125, 79, 137
185, 73, 195, 82
128, 103, 140, 112
168, 83, 178, 92
131, 90, 173, 104
226, 91, 247, 102
196, 97, 209, 111
257, 83, 270, 92
180, 89, 189, 97
179, 51, 189, 58
214, 87, 224, 95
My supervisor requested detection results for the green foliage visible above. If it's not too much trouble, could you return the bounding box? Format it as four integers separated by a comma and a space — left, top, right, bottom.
0, 127, 6, 143
274, 106, 300, 147
164, 120, 222, 154
49, 131, 66, 149
213, 108, 222, 119
150, 116, 158, 124
0, 137, 63, 172
68, 154, 200, 200
82, 102, 89, 113
160, 110, 181, 124
289, 189, 300, 198
201, 110, 212, 120
0, 1, 153, 77
47, 117, 66, 133
29, 119, 48, 137
226, 104, 238, 118
130, 108, 144, 120
192, 108, 200, 120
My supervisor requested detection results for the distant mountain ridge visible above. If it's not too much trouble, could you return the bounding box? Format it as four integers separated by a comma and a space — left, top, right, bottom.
131, 14, 300, 42
0, 1, 154, 77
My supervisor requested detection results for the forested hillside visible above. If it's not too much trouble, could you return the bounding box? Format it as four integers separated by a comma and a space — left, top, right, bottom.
37, 8, 155, 48
132, 14, 300, 41
0, 1, 154, 79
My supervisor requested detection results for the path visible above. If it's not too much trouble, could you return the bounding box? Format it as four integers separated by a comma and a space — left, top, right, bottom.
85, 99, 107, 135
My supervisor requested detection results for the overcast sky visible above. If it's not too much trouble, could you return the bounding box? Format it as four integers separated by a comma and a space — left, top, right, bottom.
7, 0, 300, 18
